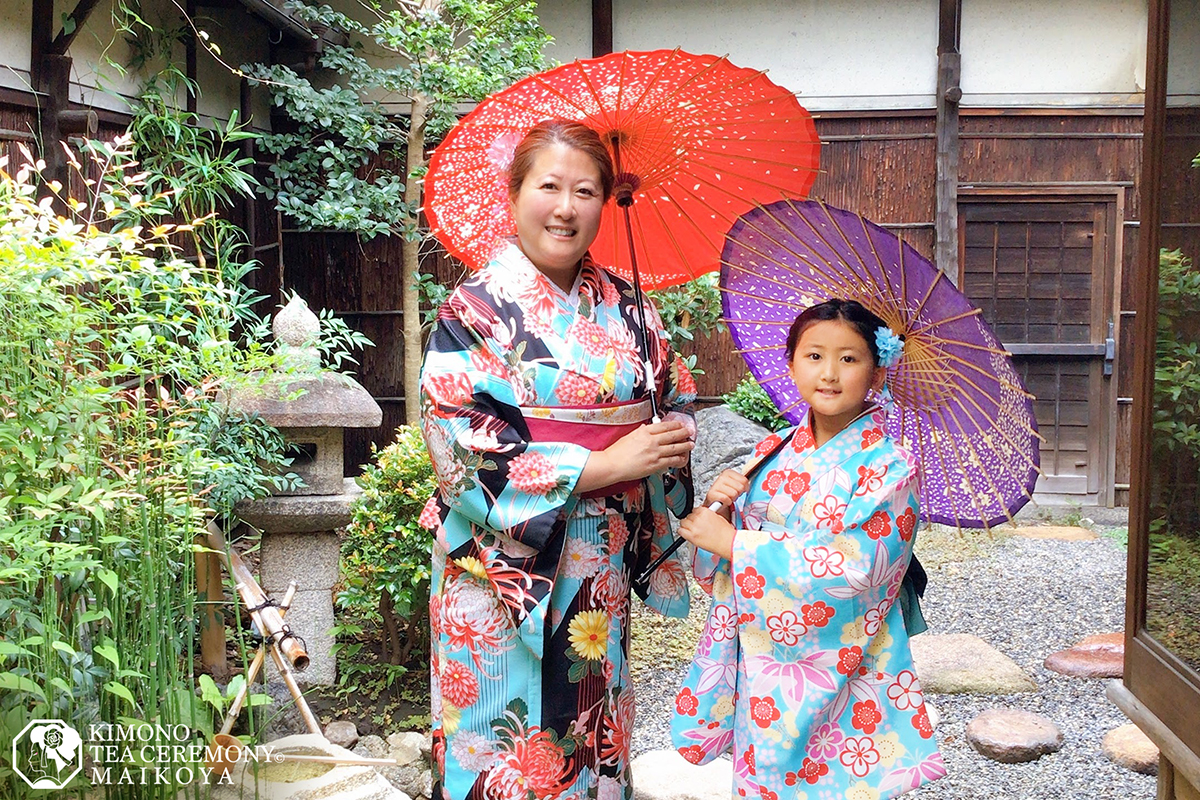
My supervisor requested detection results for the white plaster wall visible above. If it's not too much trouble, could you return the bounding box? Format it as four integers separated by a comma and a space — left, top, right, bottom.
608, 0, 938, 110
960, 0, 1146, 106
0, 0, 33, 94
535, 0, 1151, 110
1167, 0, 1200, 103
0, 0, 271, 127
537, 0, 592, 65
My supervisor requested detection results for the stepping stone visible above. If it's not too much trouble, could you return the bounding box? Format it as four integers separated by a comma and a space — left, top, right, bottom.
1007, 525, 1098, 541
632, 749, 731, 800
965, 708, 1063, 763
1044, 632, 1124, 678
1103, 724, 1159, 775
910, 633, 1038, 694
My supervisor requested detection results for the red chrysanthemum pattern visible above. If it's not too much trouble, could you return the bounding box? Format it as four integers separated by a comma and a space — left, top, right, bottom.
507, 451, 558, 495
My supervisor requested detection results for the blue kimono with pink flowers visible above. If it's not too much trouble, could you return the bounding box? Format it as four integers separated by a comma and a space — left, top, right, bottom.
672, 408, 945, 799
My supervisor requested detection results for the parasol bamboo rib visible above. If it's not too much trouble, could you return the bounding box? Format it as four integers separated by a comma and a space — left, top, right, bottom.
928, 402, 1002, 528
907, 306, 986, 338
944, 387, 1044, 474
792, 200, 883, 301
789, 200, 886, 308
682, 148, 822, 173
855, 209, 907, 315
726, 208, 871, 294
936, 399, 1031, 525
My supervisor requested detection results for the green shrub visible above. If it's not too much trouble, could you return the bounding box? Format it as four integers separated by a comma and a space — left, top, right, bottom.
0, 138, 293, 798
337, 426, 438, 693
722, 375, 789, 431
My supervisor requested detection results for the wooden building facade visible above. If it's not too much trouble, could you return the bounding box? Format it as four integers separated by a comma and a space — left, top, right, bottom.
0, 1, 1160, 509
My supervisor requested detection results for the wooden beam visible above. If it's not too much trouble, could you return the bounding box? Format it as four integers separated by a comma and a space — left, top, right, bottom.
592, 0, 612, 57
934, 0, 962, 282
31, 0, 52, 85
49, 0, 104, 55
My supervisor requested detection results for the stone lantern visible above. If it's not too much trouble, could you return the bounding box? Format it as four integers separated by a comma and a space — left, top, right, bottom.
227, 295, 382, 685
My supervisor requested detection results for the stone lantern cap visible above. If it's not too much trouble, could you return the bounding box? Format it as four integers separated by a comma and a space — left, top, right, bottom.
224, 372, 382, 430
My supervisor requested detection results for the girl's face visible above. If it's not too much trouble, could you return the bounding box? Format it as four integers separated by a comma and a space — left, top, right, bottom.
789, 319, 887, 434
509, 143, 605, 280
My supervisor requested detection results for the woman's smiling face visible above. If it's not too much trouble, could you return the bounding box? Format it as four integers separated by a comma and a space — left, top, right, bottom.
510, 143, 605, 282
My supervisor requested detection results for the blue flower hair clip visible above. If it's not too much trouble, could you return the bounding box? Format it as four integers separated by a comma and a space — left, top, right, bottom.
875, 326, 905, 368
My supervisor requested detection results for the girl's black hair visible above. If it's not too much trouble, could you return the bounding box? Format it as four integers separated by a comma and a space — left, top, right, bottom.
785, 298, 889, 366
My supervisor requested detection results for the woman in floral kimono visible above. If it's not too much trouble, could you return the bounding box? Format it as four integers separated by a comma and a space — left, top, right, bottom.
673, 299, 945, 799
420, 120, 698, 800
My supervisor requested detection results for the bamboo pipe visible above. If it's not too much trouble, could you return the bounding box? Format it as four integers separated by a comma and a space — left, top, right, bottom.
266, 634, 322, 735
250, 753, 403, 768
206, 736, 403, 776
217, 581, 297, 737
205, 522, 309, 671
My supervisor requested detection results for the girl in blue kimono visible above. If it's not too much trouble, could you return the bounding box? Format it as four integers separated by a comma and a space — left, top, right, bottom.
673, 299, 946, 799
420, 120, 697, 800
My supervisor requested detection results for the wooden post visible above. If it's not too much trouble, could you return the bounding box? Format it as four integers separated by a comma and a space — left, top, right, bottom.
935, 0, 962, 283
592, 0, 613, 57
195, 533, 229, 681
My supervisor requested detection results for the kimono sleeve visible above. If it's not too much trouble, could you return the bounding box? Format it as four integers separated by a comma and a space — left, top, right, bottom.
729, 453, 919, 610
419, 299, 591, 553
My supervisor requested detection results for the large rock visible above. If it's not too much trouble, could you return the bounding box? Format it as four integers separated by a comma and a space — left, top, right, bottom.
1103, 724, 1159, 775
965, 708, 1063, 763
631, 750, 732, 800
693, 407, 772, 501
387, 732, 427, 767
910, 633, 1038, 694
1044, 632, 1124, 679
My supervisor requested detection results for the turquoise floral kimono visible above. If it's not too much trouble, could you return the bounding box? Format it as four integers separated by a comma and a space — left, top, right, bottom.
420, 244, 695, 800
672, 408, 945, 800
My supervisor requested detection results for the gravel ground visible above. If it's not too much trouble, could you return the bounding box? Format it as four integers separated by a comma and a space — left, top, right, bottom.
630, 524, 1156, 799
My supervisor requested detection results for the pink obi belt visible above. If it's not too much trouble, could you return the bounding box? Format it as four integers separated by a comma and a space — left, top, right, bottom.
520, 398, 651, 499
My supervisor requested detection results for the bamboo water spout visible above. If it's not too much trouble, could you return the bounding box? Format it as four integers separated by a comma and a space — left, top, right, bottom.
204, 522, 309, 671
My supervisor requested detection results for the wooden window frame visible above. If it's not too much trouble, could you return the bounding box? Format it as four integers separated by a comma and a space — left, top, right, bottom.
957, 184, 1125, 504
1123, 0, 1200, 770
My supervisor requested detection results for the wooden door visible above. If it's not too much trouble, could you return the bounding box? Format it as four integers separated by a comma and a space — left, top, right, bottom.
960, 197, 1119, 503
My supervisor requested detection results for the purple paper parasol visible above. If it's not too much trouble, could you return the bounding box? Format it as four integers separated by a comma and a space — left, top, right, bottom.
721, 198, 1040, 529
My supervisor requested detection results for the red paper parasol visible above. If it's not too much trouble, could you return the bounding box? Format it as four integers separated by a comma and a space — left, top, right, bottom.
424, 48, 821, 290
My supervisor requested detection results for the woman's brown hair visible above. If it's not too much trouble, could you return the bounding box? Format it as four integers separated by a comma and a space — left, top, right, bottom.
507, 119, 615, 202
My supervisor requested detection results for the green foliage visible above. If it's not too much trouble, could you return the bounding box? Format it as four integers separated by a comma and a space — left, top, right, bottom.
722, 375, 788, 431
1153, 248, 1200, 455
648, 273, 725, 349
339, 426, 438, 677
0, 137, 364, 797
246, 0, 551, 241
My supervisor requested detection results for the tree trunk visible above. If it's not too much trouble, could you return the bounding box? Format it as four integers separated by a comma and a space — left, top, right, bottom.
380, 588, 402, 666
402, 94, 430, 426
